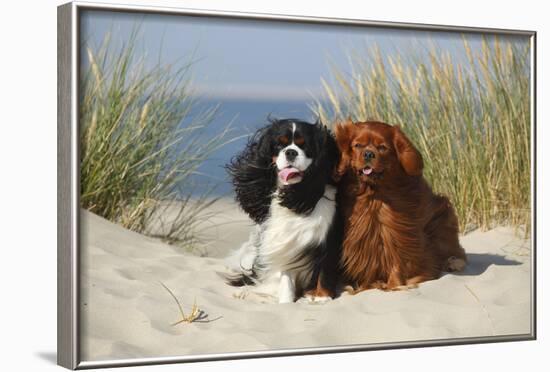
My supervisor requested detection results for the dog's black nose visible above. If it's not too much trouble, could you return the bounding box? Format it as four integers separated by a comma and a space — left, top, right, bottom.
364, 150, 375, 161
285, 148, 298, 161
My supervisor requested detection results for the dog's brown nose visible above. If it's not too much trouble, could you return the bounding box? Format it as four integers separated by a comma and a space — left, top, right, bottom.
364, 150, 375, 161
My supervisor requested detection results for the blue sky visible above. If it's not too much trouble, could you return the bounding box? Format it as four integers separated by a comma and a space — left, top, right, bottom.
80, 10, 529, 101
79, 10, 530, 194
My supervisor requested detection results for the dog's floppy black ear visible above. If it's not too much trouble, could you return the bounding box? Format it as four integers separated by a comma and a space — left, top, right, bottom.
226, 126, 276, 224
317, 121, 339, 173
322, 125, 340, 186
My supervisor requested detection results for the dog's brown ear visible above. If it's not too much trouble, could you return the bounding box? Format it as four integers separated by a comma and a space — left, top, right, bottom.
334, 118, 355, 149
333, 119, 355, 181
392, 126, 423, 176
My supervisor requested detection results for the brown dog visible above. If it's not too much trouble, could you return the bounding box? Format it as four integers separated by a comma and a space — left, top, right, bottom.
334, 120, 466, 291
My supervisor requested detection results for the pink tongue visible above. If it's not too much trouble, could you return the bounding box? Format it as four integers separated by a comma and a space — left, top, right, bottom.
363, 167, 373, 175
278, 167, 301, 182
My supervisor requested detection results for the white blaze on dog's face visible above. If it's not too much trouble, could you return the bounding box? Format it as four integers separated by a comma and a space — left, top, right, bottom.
274, 122, 313, 186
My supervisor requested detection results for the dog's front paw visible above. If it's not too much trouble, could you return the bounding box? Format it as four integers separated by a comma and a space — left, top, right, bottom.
301, 287, 335, 304
298, 293, 332, 305
278, 292, 295, 304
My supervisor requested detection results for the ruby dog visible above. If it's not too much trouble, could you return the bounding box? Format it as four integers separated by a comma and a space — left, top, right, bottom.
334, 120, 466, 292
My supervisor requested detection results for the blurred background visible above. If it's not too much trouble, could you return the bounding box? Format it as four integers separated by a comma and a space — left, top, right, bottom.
79, 9, 531, 246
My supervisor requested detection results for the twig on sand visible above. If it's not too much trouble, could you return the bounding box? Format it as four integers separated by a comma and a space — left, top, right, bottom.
159, 282, 222, 326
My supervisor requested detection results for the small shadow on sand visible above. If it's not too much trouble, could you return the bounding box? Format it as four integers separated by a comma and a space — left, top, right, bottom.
35, 351, 57, 365
456, 253, 522, 276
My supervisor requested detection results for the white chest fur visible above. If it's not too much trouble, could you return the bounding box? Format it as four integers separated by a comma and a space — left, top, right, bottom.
226, 185, 337, 303
260, 185, 336, 282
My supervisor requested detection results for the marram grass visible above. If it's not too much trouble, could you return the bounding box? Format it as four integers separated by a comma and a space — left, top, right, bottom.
315, 37, 530, 234
80, 31, 234, 248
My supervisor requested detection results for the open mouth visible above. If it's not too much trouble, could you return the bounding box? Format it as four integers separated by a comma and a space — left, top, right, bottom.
278, 166, 304, 184
360, 166, 383, 178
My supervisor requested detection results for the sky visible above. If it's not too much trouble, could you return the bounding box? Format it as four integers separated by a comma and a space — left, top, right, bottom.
80, 10, 530, 102
79, 10, 531, 194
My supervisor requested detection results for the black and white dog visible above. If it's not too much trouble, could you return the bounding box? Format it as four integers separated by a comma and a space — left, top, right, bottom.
225, 118, 342, 303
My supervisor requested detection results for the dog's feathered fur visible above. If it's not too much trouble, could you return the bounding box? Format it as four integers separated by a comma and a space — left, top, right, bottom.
335, 120, 466, 291
225, 118, 342, 302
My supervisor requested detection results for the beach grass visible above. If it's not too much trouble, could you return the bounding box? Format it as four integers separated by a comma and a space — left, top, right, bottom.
314, 37, 531, 233
79, 30, 234, 248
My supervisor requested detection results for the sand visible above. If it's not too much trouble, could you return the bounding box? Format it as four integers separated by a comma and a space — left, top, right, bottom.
79, 199, 532, 362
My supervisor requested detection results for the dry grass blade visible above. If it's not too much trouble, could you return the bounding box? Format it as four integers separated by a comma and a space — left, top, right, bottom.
80, 28, 238, 250
315, 36, 530, 234
159, 282, 222, 326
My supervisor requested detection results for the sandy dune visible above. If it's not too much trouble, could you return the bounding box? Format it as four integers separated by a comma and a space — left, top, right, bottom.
80, 201, 532, 362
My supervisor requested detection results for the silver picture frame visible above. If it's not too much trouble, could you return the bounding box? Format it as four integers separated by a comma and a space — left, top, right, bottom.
57, 1, 537, 369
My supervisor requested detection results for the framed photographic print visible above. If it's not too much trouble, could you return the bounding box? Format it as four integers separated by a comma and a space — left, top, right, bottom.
57, 1, 536, 369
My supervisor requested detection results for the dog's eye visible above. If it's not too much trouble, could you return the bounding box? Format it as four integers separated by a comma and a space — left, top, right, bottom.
278, 136, 289, 145
353, 143, 364, 149
377, 145, 388, 152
